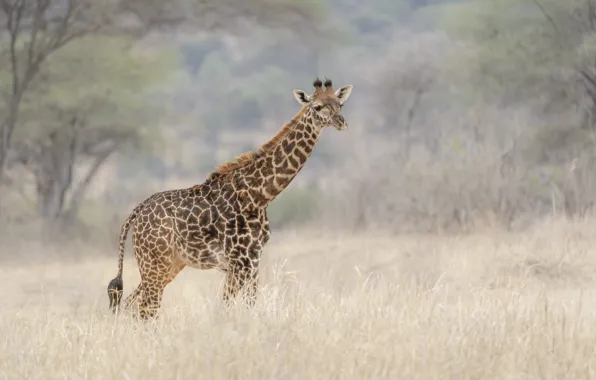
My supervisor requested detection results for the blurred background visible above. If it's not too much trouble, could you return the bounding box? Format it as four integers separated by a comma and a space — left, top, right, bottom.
0, 0, 595, 253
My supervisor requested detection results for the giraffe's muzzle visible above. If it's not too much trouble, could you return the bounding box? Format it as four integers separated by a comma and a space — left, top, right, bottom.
333, 114, 347, 131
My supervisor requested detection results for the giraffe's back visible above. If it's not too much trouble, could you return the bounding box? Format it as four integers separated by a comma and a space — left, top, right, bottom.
130, 185, 238, 272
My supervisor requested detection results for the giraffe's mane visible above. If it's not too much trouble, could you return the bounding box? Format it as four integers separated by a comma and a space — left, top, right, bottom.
212, 106, 307, 176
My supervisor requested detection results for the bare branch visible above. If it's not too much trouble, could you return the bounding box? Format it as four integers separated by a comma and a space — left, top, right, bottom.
405, 78, 434, 133
54, 115, 79, 219
66, 141, 117, 219
531, 0, 561, 36
579, 69, 596, 103
587, 0, 596, 31
26, 0, 49, 69
6, 0, 24, 96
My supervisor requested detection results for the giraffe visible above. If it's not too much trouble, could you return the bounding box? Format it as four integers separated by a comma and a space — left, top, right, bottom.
107, 78, 353, 319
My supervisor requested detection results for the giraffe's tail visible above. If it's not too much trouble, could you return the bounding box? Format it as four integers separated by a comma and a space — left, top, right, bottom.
107, 207, 138, 313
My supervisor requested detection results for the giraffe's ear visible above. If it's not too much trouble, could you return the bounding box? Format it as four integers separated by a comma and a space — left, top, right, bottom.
293, 90, 311, 106
335, 85, 353, 105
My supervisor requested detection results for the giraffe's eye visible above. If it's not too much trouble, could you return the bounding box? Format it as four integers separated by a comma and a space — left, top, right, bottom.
313, 105, 322, 112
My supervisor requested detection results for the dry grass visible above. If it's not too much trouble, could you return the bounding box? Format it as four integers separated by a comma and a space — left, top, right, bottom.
2, 217, 596, 379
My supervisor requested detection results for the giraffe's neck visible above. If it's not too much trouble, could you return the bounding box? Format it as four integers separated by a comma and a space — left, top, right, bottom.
242, 109, 323, 208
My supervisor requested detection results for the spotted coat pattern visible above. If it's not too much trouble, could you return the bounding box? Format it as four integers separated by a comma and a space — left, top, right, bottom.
107, 78, 354, 319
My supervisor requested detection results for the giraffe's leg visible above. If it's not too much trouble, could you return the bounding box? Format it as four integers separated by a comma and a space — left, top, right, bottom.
122, 284, 143, 311
245, 267, 259, 308
137, 259, 185, 321
223, 260, 260, 308
138, 282, 166, 320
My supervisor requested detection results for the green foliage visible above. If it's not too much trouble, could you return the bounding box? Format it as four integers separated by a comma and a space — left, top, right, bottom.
180, 39, 223, 76
326, 0, 412, 43
267, 187, 321, 227
195, 52, 234, 93
244, 0, 328, 33
195, 59, 304, 136
439, 0, 583, 106
13, 35, 179, 154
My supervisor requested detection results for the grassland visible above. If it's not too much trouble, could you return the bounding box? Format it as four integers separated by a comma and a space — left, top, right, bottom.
1, 217, 596, 379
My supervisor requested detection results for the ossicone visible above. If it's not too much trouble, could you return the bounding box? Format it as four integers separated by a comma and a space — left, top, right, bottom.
323, 77, 333, 92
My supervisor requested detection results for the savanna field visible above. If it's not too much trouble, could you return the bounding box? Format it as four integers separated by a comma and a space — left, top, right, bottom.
4, 0, 596, 379
1, 218, 595, 380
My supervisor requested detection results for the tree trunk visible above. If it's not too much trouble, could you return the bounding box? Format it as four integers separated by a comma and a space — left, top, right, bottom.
34, 120, 78, 226
61, 145, 116, 227
0, 93, 25, 212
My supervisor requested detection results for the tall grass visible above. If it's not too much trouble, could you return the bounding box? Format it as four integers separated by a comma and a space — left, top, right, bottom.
2, 217, 596, 379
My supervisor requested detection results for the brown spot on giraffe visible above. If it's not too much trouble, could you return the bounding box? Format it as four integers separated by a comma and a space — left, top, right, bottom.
107, 78, 354, 320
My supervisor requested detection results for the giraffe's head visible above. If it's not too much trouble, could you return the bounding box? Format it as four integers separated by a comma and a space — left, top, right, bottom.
293, 78, 353, 131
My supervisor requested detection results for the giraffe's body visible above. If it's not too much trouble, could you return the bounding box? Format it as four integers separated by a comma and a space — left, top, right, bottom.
107, 78, 353, 319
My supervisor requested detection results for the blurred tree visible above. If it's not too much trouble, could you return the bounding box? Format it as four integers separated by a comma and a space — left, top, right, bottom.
180, 39, 223, 77
441, 0, 595, 119
438, 0, 596, 220
0, 0, 328, 214
371, 30, 448, 143
9, 36, 173, 226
